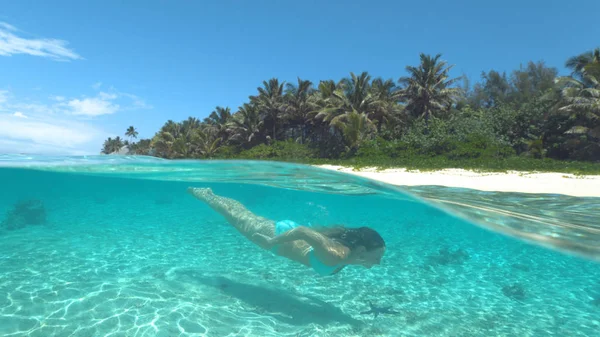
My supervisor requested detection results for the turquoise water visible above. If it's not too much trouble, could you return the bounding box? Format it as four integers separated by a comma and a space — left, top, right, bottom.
1, 156, 599, 337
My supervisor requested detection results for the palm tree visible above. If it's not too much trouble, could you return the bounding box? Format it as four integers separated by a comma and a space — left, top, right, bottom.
340, 72, 373, 113
150, 131, 176, 158
284, 78, 315, 143
205, 106, 232, 140
557, 72, 600, 120
556, 72, 600, 157
101, 138, 112, 154
125, 126, 138, 144
130, 138, 152, 155
150, 120, 187, 158
313, 72, 375, 127
369, 78, 403, 133
252, 78, 285, 141
330, 109, 375, 153
312, 83, 347, 125
161, 120, 182, 139
398, 53, 462, 126
181, 117, 201, 136
205, 106, 231, 125
316, 80, 337, 99
557, 48, 600, 121
101, 136, 125, 154
190, 128, 222, 158
310, 73, 385, 154
551, 49, 600, 158
227, 103, 263, 148
566, 47, 600, 80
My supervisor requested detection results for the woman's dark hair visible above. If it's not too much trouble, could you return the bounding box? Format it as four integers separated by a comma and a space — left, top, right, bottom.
318, 226, 385, 251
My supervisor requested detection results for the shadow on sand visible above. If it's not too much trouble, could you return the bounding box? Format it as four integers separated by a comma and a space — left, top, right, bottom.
192, 274, 364, 328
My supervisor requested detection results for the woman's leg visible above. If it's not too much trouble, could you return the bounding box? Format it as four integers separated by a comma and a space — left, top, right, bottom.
187, 187, 275, 247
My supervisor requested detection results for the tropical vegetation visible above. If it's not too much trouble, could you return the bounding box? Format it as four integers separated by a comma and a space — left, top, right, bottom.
101, 48, 600, 173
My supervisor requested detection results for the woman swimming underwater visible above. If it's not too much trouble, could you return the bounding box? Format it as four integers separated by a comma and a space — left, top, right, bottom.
188, 187, 386, 276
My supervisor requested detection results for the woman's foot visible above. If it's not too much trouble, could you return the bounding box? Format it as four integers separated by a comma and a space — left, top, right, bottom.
187, 187, 214, 200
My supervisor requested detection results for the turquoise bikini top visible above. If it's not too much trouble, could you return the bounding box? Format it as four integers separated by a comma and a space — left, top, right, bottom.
272, 220, 345, 276
307, 249, 344, 276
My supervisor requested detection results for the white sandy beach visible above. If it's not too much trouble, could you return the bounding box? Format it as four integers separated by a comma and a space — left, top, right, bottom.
316, 165, 600, 197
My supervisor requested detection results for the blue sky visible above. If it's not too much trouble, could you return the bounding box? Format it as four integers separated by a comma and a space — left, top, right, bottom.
1, 0, 599, 154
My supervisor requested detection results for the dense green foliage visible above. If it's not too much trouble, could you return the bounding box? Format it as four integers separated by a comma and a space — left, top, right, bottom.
102, 49, 600, 173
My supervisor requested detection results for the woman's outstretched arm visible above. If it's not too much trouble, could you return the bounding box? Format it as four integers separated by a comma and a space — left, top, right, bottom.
253, 226, 348, 263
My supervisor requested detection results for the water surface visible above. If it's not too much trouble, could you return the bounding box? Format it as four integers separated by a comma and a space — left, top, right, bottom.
1, 155, 598, 336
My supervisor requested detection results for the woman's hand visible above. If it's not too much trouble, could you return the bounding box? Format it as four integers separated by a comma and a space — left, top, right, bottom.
252, 233, 275, 250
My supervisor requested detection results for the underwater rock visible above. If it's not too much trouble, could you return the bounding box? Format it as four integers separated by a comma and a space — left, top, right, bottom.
1, 199, 47, 230
502, 283, 526, 301
426, 247, 470, 266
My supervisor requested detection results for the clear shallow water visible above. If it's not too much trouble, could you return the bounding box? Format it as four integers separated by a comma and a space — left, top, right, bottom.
0, 155, 599, 337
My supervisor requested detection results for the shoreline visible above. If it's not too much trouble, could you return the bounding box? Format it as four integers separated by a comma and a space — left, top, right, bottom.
315, 165, 600, 197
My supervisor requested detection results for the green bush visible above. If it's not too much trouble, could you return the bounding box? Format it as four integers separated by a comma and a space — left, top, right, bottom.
237, 140, 316, 160
356, 137, 415, 160
445, 134, 515, 160
213, 145, 242, 159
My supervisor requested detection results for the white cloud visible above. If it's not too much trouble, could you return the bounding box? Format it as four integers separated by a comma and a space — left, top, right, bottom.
0, 113, 107, 154
0, 114, 94, 145
66, 94, 120, 116
92, 82, 103, 90
0, 86, 150, 154
0, 90, 110, 154
0, 21, 81, 61
64, 90, 150, 116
